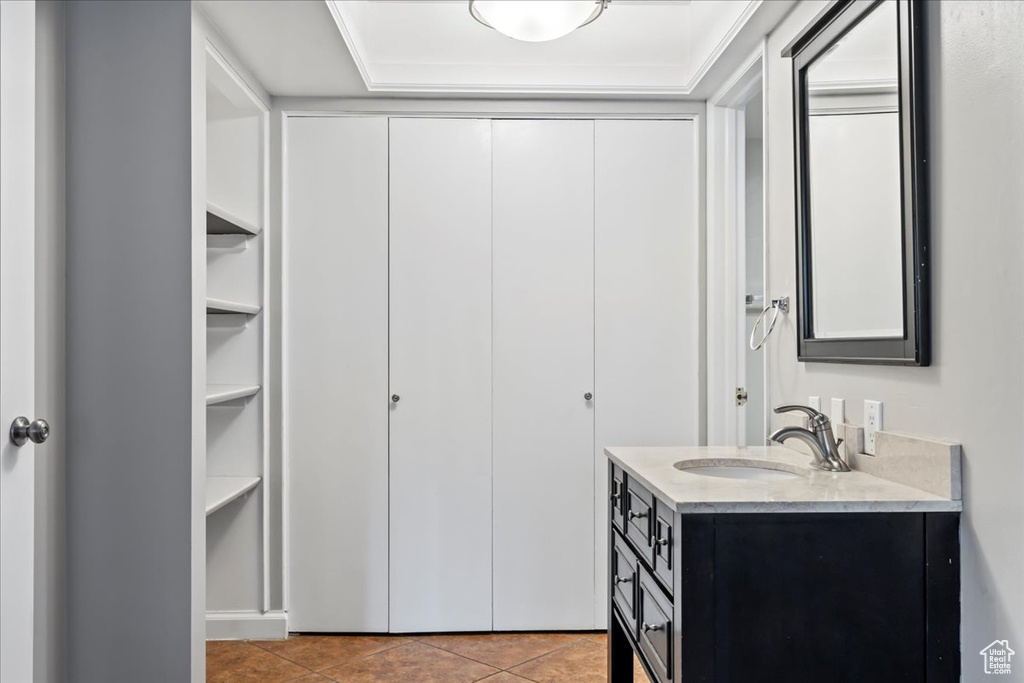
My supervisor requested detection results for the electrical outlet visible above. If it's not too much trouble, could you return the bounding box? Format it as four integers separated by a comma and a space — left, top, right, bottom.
808, 396, 821, 412
865, 400, 883, 455
831, 398, 846, 425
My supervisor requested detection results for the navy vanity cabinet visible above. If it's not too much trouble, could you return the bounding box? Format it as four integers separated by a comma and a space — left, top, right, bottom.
611, 532, 640, 634
611, 464, 626, 532
625, 476, 655, 562
637, 568, 674, 682
651, 498, 674, 591
608, 463, 961, 683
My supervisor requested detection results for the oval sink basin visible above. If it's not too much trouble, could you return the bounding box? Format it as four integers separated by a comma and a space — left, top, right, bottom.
674, 459, 806, 482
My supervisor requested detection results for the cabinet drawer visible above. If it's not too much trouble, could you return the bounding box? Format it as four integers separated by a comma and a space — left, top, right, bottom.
638, 568, 674, 683
611, 531, 639, 634
625, 478, 654, 561
652, 498, 674, 593
610, 465, 626, 532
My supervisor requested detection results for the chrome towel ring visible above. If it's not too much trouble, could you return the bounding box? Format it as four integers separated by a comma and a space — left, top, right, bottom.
749, 296, 790, 351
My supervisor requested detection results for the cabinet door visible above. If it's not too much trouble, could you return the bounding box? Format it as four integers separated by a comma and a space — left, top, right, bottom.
594, 120, 700, 625
389, 118, 493, 632
492, 120, 595, 630
285, 117, 389, 631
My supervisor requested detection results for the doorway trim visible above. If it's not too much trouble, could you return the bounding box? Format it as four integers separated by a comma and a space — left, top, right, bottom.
706, 43, 769, 446
0, 1, 38, 680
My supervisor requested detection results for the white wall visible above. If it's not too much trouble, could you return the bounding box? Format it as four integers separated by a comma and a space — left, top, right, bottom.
274, 97, 705, 118
34, 3, 65, 681
766, 3, 1024, 679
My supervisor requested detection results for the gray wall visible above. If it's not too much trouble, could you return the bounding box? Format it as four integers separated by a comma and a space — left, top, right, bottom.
765, 2, 1024, 679
65, 1, 194, 680
34, 2, 66, 681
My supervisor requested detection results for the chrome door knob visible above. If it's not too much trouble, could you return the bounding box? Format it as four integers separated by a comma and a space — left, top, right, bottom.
584, 392, 593, 401
391, 394, 401, 403
10, 417, 50, 446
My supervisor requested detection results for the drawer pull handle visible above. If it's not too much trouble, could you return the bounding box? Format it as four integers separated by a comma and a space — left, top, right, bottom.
610, 492, 621, 502
628, 510, 648, 520
650, 535, 669, 547
614, 575, 633, 585
642, 622, 665, 633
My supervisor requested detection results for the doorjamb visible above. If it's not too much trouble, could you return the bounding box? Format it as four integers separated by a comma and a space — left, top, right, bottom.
0, 1, 38, 680
706, 43, 768, 446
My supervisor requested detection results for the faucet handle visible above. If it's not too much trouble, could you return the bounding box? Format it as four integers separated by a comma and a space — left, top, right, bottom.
774, 404, 823, 418
774, 404, 829, 427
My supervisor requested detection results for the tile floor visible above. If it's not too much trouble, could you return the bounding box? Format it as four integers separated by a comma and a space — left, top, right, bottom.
208, 631, 652, 683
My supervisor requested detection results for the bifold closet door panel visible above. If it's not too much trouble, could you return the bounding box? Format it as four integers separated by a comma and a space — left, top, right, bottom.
285, 117, 389, 632
389, 118, 493, 632
492, 120, 596, 630
593, 119, 701, 626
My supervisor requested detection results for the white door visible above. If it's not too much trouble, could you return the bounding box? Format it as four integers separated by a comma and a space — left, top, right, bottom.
388, 118, 493, 632
594, 120, 701, 626
285, 117, 389, 631
1, 1, 42, 679
492, 120, 595, 630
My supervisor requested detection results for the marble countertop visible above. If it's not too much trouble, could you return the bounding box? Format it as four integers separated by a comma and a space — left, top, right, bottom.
606, 446, 963, 514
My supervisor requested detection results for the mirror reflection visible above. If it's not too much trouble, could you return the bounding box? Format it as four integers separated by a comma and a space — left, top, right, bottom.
805, 0, 903, 339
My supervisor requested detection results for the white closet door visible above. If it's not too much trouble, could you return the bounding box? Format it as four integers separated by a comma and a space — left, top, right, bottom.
493, 120, 596, 630
594, 120, 701, 626
285, 117, 389, 631
389, 118, 493, 632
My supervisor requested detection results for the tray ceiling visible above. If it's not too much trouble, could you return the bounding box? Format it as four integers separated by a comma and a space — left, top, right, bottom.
328, 0, 758, 95
198, 0, 795, 99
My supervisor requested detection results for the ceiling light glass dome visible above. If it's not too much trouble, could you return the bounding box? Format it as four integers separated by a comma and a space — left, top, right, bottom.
469, 1, 607, 43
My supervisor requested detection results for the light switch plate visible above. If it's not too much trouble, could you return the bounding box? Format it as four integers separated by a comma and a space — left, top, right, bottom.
807, 396, 822, 429
831, 398, 846, 425
865, 400, 883, 455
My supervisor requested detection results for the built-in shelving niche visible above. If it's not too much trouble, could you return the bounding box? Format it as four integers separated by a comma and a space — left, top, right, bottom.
203, 43, 270, 634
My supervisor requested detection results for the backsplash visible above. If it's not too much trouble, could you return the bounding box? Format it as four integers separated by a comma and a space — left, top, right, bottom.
772, 412, 961, 499
837, 425, 962, 500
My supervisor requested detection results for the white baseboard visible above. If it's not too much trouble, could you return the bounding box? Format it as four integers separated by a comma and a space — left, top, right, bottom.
206, 610, 288, 640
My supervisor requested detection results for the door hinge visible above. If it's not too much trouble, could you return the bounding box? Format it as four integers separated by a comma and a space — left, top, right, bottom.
735, 387, 748, 406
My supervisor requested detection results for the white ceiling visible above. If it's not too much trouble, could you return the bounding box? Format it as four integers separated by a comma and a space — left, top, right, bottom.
199, 0, 366, 97
199, 0, 795, 99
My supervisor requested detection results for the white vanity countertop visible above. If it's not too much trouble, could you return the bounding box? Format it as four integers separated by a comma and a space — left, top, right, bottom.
606, 446, 963, 514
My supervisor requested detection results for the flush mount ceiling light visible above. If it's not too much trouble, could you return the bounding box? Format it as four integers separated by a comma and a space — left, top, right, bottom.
469, 1, 608, 43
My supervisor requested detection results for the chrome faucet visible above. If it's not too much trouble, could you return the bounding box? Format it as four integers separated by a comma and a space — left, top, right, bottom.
769, 405, 850, 472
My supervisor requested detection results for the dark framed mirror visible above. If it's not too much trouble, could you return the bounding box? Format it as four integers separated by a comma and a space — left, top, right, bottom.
784, 0, 929, 365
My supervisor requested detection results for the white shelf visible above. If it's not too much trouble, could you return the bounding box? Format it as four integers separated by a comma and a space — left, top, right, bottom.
206, 297, 261, 316
206, 384, 261, 406
207, 201, 261, 236
206, 476, 261, 516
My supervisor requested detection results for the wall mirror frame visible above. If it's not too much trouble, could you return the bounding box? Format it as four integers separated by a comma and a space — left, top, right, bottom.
784, 0, 930, 365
